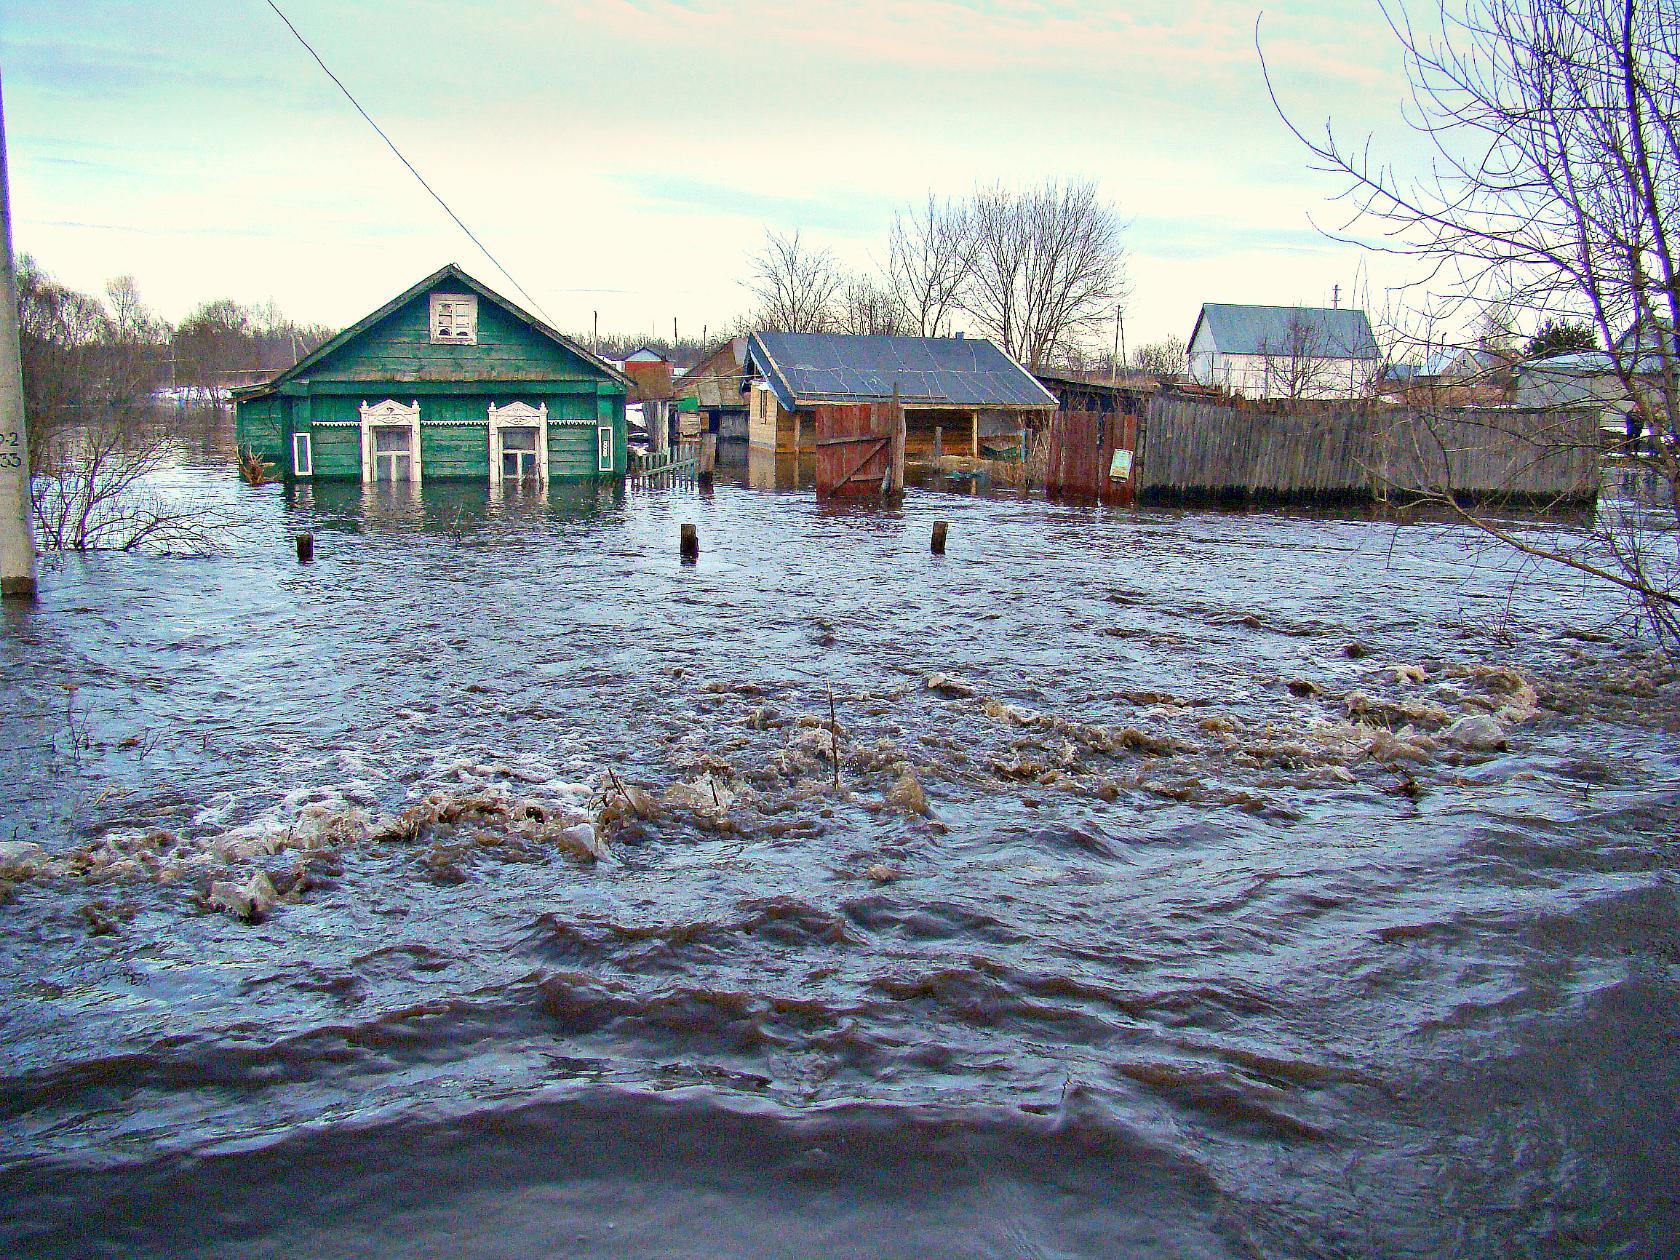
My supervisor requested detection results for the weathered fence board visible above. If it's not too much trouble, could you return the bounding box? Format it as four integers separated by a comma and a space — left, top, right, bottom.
1136, 397, 1599, 505
815, 401, 903, 497
1045, 409, 1139, 505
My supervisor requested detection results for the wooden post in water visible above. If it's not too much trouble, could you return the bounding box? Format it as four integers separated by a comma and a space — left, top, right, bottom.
680, 523, 699, 563
931, 521, 948, 555
888, 385, 905, 494
0, 72, 37, 601
295, 533, 315, 563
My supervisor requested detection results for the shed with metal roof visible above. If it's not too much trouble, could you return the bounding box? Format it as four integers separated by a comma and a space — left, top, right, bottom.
742, 331, 1056, 458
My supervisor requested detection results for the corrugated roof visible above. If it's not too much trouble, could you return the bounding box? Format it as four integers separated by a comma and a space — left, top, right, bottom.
746, 332, 1057, 411
1193, 303, 1380, 359
1521, 350, 1668, 375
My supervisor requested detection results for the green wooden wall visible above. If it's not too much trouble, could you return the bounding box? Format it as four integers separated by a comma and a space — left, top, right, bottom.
234, 273, 627, 482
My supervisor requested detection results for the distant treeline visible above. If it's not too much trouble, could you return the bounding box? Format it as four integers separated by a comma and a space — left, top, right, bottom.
16, 256, 336, 420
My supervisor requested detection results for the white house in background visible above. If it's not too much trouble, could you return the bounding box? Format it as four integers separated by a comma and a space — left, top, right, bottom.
1187, 303, 1382, 400
1515, 319, 1676, 437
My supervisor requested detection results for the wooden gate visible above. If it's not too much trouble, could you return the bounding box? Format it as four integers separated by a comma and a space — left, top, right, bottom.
815, 401, 904, 497
1045, 409, 1138, 505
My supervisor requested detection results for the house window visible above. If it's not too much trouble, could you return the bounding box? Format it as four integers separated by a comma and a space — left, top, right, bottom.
487, 400, 549, 488
430, 293, 477, 344
500, 426, 539, 482
372, 426, 415, 482
597, 424, 614, 473
292, 431, 313, 477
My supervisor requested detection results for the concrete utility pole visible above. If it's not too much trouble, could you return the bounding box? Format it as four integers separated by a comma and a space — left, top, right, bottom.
0, 68, 39, 601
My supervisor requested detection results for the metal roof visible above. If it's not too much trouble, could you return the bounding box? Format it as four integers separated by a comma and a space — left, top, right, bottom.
746, 332, 1058, 412
1520, 350, 1667, 375
1192, 303, 1380, 360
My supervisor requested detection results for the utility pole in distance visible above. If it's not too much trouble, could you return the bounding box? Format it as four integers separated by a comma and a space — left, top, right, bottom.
0, 68, 38, 601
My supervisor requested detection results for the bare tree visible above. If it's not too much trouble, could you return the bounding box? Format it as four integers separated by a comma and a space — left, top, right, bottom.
1131, 336, 1187, 377
960, 180, 1126, 370
836, 272, 906, 336
1264, 0, 1679, 643
31, 418, 227, 554
1256, 315, 1368, 400
886, 195, 972, 336
743, 230, 843, 333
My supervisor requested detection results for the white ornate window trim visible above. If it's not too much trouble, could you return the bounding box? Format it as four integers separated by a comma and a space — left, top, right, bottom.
292, 431, 313, 477
430, 293, 478, 345
359, 398, 423, 485
597, 424, 614, 473
487, 401, 549, 488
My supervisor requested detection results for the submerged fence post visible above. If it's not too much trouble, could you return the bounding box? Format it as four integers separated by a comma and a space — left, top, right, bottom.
680, 522, 699, 563
931, 520, 948, 555
295, 533, 314, 563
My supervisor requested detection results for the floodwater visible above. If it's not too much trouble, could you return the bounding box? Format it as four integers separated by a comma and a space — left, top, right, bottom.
1, 413, 1677, 1258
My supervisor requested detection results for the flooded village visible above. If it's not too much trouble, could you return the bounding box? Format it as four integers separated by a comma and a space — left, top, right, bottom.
2, 2, 1679, 1258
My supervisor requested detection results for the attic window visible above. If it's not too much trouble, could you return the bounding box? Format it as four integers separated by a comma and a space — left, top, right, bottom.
430, 293, 477, 344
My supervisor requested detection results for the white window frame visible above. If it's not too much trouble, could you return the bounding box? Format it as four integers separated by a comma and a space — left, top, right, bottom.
487, 400, 550, 488
358, 399, 423, 484
597, 424, 614, 473
429, 293, 478, 345
292, 431, 313, 477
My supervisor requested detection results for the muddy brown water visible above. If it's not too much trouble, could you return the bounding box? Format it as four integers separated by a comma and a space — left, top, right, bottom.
1, 419, 1678, 1257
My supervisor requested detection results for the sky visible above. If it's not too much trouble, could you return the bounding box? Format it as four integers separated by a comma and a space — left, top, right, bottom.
1, 0, 1434, 350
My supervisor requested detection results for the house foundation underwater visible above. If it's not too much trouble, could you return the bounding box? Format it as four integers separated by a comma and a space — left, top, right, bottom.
234, 264, 631, 486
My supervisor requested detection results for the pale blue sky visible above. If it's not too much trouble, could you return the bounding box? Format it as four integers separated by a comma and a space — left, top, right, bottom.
2, 0, 1428, 346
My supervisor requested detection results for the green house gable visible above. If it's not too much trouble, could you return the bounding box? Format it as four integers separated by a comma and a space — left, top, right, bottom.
235, 263, 630, 485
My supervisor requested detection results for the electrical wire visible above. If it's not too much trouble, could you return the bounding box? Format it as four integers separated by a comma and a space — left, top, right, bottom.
262, 0, 556, 325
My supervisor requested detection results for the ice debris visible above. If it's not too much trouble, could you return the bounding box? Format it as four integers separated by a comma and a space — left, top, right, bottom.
1442, 713, 1507, 752
207, 871, 277, 922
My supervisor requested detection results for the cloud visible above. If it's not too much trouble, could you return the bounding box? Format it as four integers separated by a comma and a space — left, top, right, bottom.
610, 173, 890, 234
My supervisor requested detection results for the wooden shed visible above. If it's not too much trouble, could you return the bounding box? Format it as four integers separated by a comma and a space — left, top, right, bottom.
675, 337, 750, 458
234, 263, 631, 486
742, 332, 1056, 461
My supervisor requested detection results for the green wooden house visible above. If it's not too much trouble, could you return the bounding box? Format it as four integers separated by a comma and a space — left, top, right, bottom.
234, 263, 631, 485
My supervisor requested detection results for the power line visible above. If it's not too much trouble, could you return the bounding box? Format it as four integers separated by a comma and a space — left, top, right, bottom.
262, 0, 555, 324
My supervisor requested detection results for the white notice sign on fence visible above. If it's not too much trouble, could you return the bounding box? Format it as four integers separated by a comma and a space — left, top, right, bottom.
1109, 449, 1133, 481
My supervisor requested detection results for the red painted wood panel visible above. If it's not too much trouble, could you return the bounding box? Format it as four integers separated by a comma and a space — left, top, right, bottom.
815, 403, 894, 497
1046, 409, 1137, 505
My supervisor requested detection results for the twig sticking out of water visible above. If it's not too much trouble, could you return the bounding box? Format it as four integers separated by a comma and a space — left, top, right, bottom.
828, 686, 840, 789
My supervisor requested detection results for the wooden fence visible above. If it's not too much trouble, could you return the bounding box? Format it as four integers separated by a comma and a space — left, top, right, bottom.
1136, 396, 1600, 505
815, 401, 905, 497
1044, 409, 1139, 505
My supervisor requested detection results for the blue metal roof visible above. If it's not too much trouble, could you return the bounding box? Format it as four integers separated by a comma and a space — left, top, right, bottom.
745, 332, 1058, 412
1193, 303, 1380, 359
1522, 349, 1667, 374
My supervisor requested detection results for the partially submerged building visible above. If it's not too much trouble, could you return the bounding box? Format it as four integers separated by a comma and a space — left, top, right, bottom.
621, 350, 678, 452
742, 331, 1056, 458
675, 337, 750, 459
234, 263, 631, 485
1187, 303, 1381, 400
